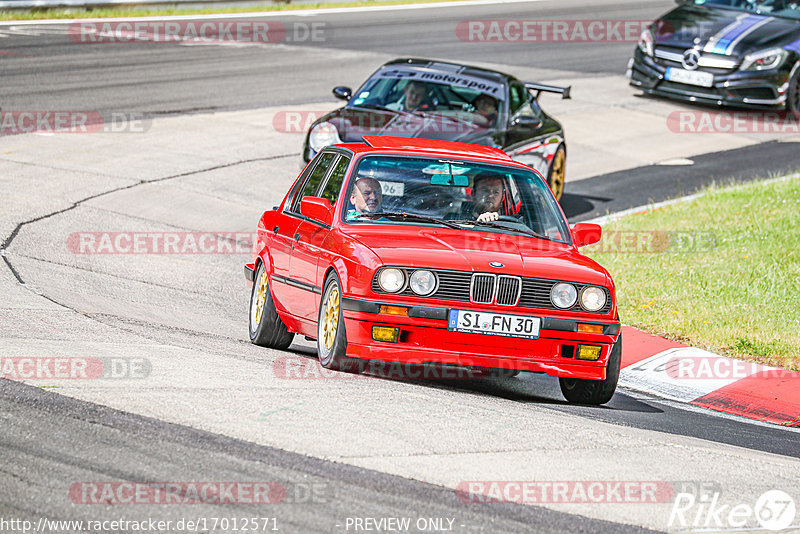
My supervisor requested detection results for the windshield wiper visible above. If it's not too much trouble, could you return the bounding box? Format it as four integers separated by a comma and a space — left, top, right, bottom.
449, 219, 550, 240
359, 212, 463, 229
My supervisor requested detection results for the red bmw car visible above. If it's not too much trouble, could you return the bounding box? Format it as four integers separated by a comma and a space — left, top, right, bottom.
245, 136, 621, 404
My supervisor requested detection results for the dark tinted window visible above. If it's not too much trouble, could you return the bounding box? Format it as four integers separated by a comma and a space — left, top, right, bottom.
292, 152, 336, 211
320, 156, 350, 205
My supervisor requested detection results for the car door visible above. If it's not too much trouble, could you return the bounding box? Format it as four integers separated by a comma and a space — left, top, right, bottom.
271, 152, 337, 313
289, 153, 350, 322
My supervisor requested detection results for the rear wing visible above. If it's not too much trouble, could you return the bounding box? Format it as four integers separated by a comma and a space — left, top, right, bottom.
524, 82, 571, 100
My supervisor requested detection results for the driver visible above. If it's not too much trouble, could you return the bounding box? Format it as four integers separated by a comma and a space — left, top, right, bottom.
346, 177, 383, 219
471, 174, 507, 222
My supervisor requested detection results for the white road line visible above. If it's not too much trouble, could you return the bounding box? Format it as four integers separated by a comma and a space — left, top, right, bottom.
0, 0, 552, 25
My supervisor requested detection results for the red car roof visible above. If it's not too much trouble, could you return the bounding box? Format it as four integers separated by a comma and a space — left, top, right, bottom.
334, 136, 520, 166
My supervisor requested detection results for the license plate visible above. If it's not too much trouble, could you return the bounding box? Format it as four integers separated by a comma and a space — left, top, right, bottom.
448, 310, 540, 339
665, 67, 714, 88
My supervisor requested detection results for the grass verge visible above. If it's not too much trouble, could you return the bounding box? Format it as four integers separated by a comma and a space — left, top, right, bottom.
0, 0, 459, 21
584, 174, 800, 371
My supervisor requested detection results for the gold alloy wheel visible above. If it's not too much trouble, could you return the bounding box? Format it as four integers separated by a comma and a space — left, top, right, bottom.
323, 287, 340, 350
550, 147, 566, 200
254, 266, 268, 327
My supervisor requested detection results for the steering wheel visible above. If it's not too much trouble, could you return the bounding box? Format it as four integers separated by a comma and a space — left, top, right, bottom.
496, 215, 523, 223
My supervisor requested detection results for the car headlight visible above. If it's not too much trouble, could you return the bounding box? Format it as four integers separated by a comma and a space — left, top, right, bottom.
580, 286, 607, 312
309, 121, 342, 152
740, 48, 787, 71
638, 28, 654, 57
409, 270, 437, 296
551, 283, 577, 309
378, 268, 405, 293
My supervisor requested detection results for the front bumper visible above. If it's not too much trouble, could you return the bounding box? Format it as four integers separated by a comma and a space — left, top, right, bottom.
628, 48, 791, 109
341, 297, 620, 381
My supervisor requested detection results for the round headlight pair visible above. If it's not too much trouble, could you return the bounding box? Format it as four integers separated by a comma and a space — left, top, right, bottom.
550, 283, 606, 312
378, 269, 436, 296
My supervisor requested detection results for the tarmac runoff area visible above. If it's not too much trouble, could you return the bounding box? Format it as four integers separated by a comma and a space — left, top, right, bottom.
2, 86, 800, 531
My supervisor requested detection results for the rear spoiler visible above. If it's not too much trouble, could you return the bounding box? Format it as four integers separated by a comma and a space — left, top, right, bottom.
524, 82, 571, 99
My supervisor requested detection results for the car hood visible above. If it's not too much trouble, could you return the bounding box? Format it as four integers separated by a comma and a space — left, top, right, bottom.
321, 107, 498, 146
346, 226, 610, 286
656, 5, 800, 57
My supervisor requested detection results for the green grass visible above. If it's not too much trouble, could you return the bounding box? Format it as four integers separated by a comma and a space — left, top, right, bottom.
584, 175, 800, 372
0, 0, 458, 21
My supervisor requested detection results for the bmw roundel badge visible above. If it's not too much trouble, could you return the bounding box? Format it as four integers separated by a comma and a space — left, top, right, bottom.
489, 261, 504, 268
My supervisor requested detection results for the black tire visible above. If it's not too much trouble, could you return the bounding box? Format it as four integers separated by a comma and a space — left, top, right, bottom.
249, 262, 294, 349
546, 144, 566, 200
559, 333, 621, 405
317, 272, 361, 373
789, 70, 800, 120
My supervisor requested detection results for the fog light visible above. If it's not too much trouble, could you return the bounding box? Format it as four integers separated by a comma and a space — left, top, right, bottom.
577, 323, 604, 335
379, 305, 408, 316
576, 344, 602, 361
372, 326, 400, 343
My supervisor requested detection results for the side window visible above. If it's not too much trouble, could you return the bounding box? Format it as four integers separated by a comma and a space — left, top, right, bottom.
291, 152, 336, 212
509, 83, 527, 115
319, 155, 350, 205
509, 83, 537, 119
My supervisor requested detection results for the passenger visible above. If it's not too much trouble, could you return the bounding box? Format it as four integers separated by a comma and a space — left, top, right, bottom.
473, 93, 498, 126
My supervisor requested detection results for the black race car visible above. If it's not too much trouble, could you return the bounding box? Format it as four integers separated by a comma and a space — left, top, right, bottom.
303, 58, 571, 199
628, 0, 800, 116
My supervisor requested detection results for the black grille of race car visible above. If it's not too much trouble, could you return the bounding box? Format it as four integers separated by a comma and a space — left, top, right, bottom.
372, 269, 611, 313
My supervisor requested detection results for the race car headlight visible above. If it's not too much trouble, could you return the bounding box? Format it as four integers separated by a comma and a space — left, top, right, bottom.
378, 268, 405, 293
551, 283, 577, 309
580, 286, 607, 312
409, 270, 437, 296
638, 28, 654, 57
309, 121, 342, 152
740, 48, 788, 71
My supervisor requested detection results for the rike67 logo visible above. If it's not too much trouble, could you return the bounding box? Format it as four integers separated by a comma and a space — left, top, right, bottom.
669, 490, 796, 531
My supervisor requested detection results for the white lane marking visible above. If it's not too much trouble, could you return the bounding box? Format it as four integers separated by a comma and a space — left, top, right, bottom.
656, 158, 694, 166
0, 0, 552, 25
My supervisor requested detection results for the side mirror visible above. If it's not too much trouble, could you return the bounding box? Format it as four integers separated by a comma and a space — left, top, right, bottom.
572, 223, 602, 247
332, 86, 352, 101
510, 115, 543, 129
300, 196, 334, 226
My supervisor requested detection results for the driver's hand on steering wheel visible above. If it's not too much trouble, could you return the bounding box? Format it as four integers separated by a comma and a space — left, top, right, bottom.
476, 211, 500, 222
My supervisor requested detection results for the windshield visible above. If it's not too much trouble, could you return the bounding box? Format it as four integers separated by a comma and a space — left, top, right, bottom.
690, 0, 800, 19
348, 64, 506, 128
343, 155, 571, 244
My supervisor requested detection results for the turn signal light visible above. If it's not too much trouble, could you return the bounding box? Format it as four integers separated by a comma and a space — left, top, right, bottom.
372, 326, 400, 343
577, 323, 604, 335
576, 344, 602, 361
379, 305, 408, 316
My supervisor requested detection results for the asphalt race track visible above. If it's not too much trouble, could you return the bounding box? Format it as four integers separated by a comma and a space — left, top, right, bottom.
2, 0, 800, 532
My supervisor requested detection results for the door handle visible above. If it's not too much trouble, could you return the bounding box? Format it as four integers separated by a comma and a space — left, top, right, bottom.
294, 233, 301, 241
273, 226, 279, 234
